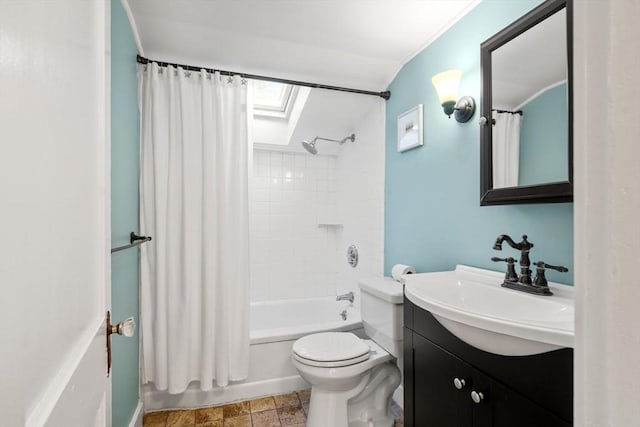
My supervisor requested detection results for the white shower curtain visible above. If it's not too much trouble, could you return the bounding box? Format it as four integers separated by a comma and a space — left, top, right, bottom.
492, 111, 522, 188
138, 62, 251, 393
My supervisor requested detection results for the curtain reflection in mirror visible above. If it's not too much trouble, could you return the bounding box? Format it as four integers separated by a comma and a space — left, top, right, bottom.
492, 111, 522, 188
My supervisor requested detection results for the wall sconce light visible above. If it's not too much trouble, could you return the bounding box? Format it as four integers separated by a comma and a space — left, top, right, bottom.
431, 69, 476, 123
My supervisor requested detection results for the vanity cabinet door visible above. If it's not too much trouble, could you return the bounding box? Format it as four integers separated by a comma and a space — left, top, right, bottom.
413, 333, 473, 427
408, 331, 572, 427
473, 370, 571, 427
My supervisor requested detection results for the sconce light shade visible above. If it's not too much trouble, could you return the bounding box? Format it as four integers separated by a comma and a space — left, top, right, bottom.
432, 70, 461, 104
431, 69, 475, 123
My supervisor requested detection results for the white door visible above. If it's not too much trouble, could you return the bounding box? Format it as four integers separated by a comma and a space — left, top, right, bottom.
0, 1, 111, 426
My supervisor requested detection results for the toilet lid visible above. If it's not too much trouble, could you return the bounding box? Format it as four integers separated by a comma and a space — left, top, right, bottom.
293, 332, 371, 367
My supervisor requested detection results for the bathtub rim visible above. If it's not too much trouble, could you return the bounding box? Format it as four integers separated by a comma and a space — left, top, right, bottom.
250, 320, 362, 345
249, 296, 362, 345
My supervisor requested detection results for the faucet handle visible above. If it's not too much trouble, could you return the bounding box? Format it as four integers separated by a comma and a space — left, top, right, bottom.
539, 262, 568, 273
491, 257, 516, 263
533, 261, 568, 289
491, 257, 518, 282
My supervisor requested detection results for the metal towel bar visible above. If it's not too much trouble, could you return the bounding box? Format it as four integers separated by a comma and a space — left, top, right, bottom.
111, 232, 152, 254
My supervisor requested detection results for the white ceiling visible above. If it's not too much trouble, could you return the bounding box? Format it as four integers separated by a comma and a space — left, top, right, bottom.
127, 0, 479, 91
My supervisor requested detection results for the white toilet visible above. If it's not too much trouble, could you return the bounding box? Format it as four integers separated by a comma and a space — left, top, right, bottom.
292, 278, 403, 427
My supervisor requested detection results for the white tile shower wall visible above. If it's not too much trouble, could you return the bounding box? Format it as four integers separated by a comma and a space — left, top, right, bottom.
250, 149, 339, 301
335, 102, 386, 300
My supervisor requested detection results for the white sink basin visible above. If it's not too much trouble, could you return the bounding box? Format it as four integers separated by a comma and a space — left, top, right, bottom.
404, 265, 574, 356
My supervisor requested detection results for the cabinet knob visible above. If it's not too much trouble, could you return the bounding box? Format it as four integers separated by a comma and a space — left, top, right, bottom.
453, 378, 466, 390
471, 391, 485, 404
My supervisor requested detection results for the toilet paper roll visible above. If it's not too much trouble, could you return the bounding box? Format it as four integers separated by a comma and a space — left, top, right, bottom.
391, 264, 416, 283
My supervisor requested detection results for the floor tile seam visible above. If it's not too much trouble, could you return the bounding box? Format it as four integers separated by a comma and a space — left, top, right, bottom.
249, 406, 277, 415
274, 406, 284, 426
276, 404, 306, 427
277, 404, 298, 427
250, 410, 282, 427
275, 397, 302, 410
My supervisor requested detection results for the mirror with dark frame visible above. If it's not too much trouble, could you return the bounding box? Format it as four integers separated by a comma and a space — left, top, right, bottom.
480, 0, 573, 206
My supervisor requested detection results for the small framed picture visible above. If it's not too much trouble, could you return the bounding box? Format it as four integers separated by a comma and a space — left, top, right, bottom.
397, 104, 424, 153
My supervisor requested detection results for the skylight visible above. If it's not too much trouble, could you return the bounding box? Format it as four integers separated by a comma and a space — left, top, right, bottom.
253, 80, 296, 118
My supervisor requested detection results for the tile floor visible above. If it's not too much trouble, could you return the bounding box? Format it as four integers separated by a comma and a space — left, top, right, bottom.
142, 389, 404, 427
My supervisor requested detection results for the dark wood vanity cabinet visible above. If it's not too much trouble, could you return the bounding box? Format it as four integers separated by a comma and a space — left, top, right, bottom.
404, 298, 573, 427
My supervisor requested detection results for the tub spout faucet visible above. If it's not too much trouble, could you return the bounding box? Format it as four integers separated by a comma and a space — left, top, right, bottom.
493, 234, 534, 284
336, 291, 355, 304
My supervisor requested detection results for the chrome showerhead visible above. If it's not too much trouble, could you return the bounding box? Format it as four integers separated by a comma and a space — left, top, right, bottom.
301, 133, 356, 155
302, 139, 318, 155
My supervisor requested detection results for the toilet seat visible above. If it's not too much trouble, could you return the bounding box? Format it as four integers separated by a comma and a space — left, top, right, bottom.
292, 332, 371, 368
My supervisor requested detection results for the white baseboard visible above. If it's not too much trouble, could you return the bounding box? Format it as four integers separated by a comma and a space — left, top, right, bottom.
128, 400, 143, 427
144, 375, 309, 411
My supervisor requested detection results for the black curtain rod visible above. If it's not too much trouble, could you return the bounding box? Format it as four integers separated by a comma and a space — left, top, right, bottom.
492, 108, 523, 115
136, 55, 391, 100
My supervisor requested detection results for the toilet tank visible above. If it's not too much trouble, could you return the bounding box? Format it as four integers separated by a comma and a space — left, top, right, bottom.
358, 277, 404, 357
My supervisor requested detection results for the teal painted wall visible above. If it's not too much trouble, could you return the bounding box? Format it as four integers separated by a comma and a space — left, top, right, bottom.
519, 83, 568, 185
111, 1, 140, 425
384, 0, 574, 284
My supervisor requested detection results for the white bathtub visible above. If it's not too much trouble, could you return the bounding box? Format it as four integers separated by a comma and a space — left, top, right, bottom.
143, 296, 363, 410
250, 297, 362, 344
